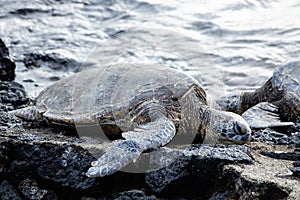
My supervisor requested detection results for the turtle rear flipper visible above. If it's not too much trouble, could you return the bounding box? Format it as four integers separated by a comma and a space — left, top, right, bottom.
242, 102, 294, 128
9, 106, 44, 121
86, 116, 176, 178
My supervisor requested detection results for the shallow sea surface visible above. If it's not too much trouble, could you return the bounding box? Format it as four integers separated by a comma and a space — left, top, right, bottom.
1, 0, 299, 98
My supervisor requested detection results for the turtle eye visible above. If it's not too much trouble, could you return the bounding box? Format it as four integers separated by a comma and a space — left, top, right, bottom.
234, 121, 247, 135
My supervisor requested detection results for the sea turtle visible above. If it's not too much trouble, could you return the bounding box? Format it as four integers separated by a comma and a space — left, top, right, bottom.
12, 64, 251, 177
217, 62, 300, 128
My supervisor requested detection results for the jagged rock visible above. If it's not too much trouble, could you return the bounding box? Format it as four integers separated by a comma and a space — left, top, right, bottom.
0, 127, 299, 199
0, 39, 10, 58
82, 189, 156, 200
250, 143, 300, 181
0, 129, 253, 199
145, 144, 252, 193
0, 39, 27, 111
260, 149, 300, 161
251, 128, 289, 144
0, 111, 23, 130
114, 189, 156, 200
0, 180, 21, 200
0, 103, 15, 112
0, 132, 96, 191
0, 81, 27, 109
0, 38, 15, 81
18, 178, 57, 200
252, 128, 300, 145
291, 161, 300, 178
23, 51, 80, 73
220, 152, 300, 200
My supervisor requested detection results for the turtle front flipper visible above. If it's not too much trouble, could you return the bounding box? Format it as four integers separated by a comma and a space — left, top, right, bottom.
9, 106, 44, 121
241, 102, 294, 128
86, 116, 176, 178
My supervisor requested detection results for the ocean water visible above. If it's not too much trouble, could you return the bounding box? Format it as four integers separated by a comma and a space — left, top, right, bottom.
0, 0, 299, 98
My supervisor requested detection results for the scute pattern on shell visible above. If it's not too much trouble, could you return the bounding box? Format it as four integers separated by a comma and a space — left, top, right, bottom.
35, 64, 204, 131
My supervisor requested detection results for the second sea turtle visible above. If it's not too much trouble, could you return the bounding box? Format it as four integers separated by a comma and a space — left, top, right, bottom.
217, 62, 300, 128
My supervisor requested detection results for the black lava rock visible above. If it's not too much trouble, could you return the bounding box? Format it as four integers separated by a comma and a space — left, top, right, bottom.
114, 189, 156, 200
0, 111, 23, 130
0, 39, 10, 58
0, 130, 254, 199
0, 180, 21, 200
0, 38, 27, 111
252, 128, 300, 145
210, 173, 290, 200
0, 131, 99, 199
23, 52, 80, 73
291, 161, 300, 178
0, 81, 27, 110
145, 144, 253, 198
260, 150, 300, 161
0, 38, 16, 81
18, 178, 58, 200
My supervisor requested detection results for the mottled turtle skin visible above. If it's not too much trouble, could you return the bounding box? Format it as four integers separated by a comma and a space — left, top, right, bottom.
272, 62, 300, 122
217, 62, 300, 127
13, 64, 251, 177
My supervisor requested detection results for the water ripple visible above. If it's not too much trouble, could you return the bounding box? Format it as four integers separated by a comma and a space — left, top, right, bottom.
0, 0, 299, 97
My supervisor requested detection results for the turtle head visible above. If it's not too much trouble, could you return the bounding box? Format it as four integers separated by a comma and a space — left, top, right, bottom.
201, 108, 251, 144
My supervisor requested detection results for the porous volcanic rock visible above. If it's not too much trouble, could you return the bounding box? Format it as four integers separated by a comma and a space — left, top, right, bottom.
0, 38, 15, 82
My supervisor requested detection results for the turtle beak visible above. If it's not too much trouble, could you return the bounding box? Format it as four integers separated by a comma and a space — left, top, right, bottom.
234, 121, 251, 135
224, 121, 251, 144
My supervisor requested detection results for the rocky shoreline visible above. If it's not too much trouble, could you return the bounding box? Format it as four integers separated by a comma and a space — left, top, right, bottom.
0, 39, 300, 199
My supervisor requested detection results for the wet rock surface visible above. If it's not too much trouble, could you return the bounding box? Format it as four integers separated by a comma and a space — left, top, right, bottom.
1, 121, 299, 199
0, 38, 28, 112
0, 180, 21, 200
18, 178, 58, 200
222, 152, 299, 200
252, 126, 300, 145
291, 161, 300, 178
0, 129, 253, 199
145, 144, 252, 194
114, 189, 156, 200
0, 111, 23, 131
0, 38, 15, 82
23, 51, 80, 73
0, 81, 27, 109
260, 148, 300, 161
